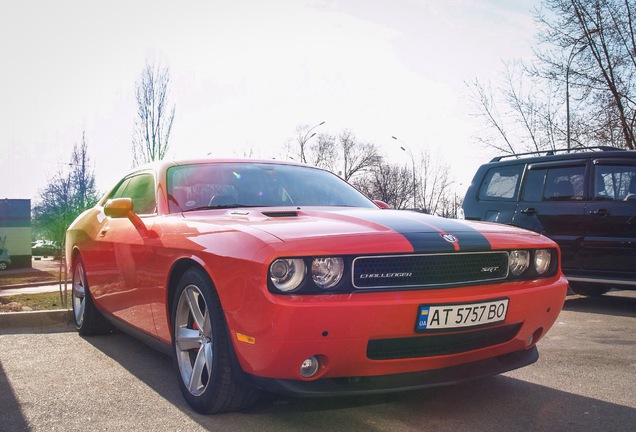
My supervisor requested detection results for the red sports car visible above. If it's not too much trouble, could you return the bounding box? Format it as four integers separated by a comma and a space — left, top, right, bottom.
66, 159, 568, 414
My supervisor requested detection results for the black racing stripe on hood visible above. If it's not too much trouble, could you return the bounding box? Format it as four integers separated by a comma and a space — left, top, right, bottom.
355, 211, 492, 253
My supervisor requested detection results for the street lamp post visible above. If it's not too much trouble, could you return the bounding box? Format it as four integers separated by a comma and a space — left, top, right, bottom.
566, 45, 587, 151
565, 31, 596, 151
299, 121, 325, 163
392, 136, 417, 210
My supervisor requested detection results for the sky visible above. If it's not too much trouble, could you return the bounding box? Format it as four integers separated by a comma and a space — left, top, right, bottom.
0, 0, 541, 202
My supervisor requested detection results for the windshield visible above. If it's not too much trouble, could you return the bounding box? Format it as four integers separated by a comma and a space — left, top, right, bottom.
166, 162, 376, 213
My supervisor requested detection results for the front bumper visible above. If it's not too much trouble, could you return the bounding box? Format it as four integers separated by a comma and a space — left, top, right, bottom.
248, 347, 538, 397
227, 275, 567, 384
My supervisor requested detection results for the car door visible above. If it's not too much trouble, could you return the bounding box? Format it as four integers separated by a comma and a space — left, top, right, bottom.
511, 160, 588, 271
582, 159, 636, 275
90, 172, 160, 336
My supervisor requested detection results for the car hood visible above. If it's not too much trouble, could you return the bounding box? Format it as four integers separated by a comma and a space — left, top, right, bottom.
183, 207, 542, 254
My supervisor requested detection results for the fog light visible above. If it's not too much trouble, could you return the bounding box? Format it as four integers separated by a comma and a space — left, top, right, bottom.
526, 334, 535, 347
526, 328, 543, 347
299, 356, 320, 378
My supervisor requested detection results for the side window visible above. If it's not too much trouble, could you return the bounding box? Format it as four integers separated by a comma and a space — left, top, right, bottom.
594, 164, 636, 201
478, 165, 523, 201
543, 166, 585, 201
109, 178, 132, 200
522, 168, 546, 202
109, 173, 156, 214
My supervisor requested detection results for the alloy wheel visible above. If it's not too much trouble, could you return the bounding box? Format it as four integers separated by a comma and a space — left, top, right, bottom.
174, 284, 214, 397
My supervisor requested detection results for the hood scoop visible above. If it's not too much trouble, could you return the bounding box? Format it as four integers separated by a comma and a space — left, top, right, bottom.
262, 210, 299, 218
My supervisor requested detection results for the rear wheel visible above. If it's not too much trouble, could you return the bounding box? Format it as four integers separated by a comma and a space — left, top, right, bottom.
569, 282, 611, 297
172, 267, 258, 414
72, 256, 112, 335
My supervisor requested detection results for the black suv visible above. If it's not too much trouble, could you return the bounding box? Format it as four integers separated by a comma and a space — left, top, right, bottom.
462, 147, 636, 296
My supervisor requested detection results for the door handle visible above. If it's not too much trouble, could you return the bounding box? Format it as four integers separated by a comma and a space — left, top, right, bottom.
520, 208, 538, 216
590, 209, 610, 217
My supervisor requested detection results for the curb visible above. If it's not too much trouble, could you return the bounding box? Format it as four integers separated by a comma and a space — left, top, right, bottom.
0, 309, 72, 329
0, 280, 71, 291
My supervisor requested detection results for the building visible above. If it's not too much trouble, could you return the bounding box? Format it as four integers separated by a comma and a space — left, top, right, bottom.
0, 199, 32, 269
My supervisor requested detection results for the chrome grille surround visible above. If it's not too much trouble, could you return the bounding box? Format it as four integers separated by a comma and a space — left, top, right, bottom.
352, 251, 510, 289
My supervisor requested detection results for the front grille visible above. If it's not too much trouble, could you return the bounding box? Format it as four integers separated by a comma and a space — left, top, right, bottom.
367, 323, 522, 360
352, 252, 509, 289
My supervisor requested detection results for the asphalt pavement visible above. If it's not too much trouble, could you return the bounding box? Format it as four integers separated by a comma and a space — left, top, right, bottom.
1, 290, 635, 431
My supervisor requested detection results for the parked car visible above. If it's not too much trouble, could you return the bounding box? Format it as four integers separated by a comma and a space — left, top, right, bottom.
32, 240, 61, 257
0, 248, 11, 270
462, 146, 636, 297
66, 159, 567, 414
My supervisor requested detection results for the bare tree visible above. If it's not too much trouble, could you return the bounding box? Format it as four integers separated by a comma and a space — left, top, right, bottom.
466, 78, 518, 154
286, 125, 380, 179
288, 122, 326, 164
468, 0, 635, 153
535, 0, 635, 149
466, 62, 563, 154
415, 148, 454, 215
132, 59, 176, 166
33, 133, 100, 246
354, 161, 414, 210
338, 130, 382, 181
307, 132, 338, 171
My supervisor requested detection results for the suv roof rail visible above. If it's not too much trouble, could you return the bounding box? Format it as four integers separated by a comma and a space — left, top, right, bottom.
489, 146, 626, 162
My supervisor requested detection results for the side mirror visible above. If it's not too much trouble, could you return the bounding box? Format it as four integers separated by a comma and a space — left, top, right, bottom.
374, 200, 391, 209
104, 198, 145, 229
104, 198, 134, 218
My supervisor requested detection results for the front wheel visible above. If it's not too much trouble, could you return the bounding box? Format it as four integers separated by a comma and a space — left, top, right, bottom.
172, 267, 258, 414
569, 282, 611, 297
72, 256, 112, 335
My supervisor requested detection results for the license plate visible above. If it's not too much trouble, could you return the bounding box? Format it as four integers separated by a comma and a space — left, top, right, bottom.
416, 299, 509, 331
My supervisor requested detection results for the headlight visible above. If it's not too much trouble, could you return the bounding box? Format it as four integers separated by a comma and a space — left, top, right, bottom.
270, 258, 306, 292
509, 250, 530, 276
311, 257, 344, 289
534, 249, 552, 275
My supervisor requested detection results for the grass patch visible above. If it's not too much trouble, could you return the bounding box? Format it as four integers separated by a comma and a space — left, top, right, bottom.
0, 291, 69, 312
0, 271, 61, 286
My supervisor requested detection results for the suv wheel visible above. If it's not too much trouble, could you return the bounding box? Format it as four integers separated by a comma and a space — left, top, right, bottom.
569, 282, 611, 297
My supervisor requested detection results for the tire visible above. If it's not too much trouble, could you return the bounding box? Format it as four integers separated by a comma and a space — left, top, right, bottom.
72, 256, 113, 335
172, 267, 259, 414
569, 282, 611, 297
0, 262, 7, 271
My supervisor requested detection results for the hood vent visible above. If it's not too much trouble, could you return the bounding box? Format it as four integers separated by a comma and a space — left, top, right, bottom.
262, 211, 299, 218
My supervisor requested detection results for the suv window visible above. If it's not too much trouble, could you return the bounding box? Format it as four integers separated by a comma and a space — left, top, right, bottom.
594, 164, 636, 201
478, 165, 523, 201
543, 166, 585, 201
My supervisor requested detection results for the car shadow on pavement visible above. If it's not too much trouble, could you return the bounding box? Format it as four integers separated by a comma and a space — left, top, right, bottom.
563, 291, 636, 319
83, 329, 636, 432
0, 361, 29, 431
